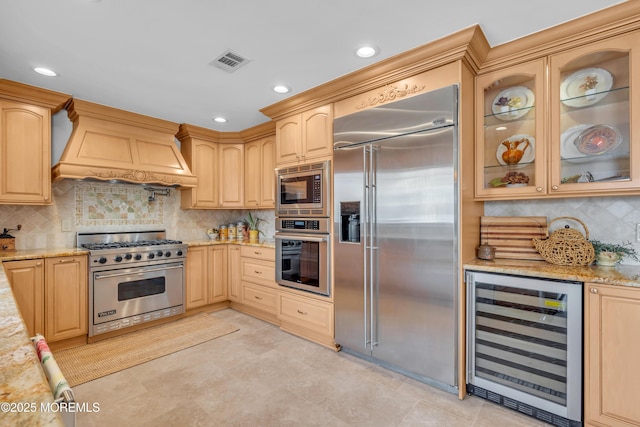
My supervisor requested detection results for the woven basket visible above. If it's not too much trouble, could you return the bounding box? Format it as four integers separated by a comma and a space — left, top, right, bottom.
532, 216, 595, 266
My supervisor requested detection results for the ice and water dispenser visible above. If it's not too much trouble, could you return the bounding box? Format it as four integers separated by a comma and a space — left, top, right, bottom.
339, 202, 360, 243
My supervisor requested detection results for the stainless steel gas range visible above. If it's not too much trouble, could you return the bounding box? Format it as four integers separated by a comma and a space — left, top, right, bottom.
78, 231, 187, 337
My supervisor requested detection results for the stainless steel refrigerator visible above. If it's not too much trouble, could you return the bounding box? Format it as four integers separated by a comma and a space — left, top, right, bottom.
333, 85, 459, 391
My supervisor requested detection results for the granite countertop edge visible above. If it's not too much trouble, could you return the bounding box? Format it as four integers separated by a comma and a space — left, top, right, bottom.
464, 258, 640, 288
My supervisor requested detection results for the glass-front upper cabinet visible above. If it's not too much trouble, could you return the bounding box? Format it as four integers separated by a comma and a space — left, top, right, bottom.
549, 32, 640, 195
475, 60, 546, 199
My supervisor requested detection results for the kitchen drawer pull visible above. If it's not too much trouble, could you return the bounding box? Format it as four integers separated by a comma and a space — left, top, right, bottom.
57, 258, 76, 263
254, 295, 263, 300
254, 270, 262, 274
254, 251, 262, 255
297, 309, 307, 315
590, 287, 598, 294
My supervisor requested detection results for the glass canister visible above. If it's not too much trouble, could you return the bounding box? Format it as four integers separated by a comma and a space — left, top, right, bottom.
220, 225, 228, 241
228, 223, 237, 240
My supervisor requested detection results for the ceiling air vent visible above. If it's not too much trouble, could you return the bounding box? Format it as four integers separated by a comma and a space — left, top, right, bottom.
209, 49, 251, 73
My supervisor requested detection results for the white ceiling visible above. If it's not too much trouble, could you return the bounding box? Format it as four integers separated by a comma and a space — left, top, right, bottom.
0, 0, 625, 132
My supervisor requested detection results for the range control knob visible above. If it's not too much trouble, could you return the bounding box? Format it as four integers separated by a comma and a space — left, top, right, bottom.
98, 257, 107, 264
156, 250, 164, 257
177, 250, 183, 256
114, 255, 123, 262
148, 253, 155, 259
165, 251, 171, 257
134, 254, 142, 261
124, 253, 133, 260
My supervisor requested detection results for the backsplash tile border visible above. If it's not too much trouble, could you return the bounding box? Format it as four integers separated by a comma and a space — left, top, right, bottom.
75, 183, 164, 226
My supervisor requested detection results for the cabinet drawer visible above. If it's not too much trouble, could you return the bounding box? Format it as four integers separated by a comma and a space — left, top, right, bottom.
240, 246, 274, 261
279, 293, 333, 337
241, 258, 275, 287
242, 282, 278, 313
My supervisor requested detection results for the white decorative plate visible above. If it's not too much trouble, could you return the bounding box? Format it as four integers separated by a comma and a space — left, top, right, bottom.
491, 86, 535, 120
496, 134, 536, 166
560, 68, 613, 108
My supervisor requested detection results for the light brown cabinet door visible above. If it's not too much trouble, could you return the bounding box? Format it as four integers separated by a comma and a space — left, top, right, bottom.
219, 144, 244, 207
3, 259, 44, 337
244, 136, 276, 208
301, 105, 333, 162
276, 115, 302, 165
208, 245, 228, 303
259, 137, 276, 207
549, 31, 640, 196
181, 139, 219, 208
45, 256, 87, 342
186, 247, 208, 308
0, 100, 51, 205
227, 246, 241, 302
244, 141, 261, 207
585, 283, 640, 426
474, 60, 546, 199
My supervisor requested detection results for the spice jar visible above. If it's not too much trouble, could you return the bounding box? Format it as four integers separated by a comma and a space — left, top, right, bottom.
220, 225, 228, 241
228, 223, 237, 240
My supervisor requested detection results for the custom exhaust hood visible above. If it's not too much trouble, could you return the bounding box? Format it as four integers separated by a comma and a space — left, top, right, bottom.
52, 99, 197, 187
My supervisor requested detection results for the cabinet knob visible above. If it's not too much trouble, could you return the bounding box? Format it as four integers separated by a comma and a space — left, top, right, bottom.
536, 187, 543, 192
552, 185, 559, 191
590, 287, 598, 294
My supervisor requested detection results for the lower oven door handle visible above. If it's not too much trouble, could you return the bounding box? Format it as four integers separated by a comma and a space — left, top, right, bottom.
275, 233, 329, 243
94, 264, 183, 280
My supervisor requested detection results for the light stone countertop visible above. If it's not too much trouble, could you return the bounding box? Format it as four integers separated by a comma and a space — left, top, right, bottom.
464, 258, 640, 288
185, 238, 276, 249
0, 249, 80, 426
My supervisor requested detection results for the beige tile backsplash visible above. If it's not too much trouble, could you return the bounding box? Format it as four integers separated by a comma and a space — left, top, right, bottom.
485, 197, 640, 265
0, 180, 275, 250
2, 180, 638, 266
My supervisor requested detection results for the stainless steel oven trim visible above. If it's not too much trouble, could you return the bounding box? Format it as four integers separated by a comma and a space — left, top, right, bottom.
276, 160, 331, 217
94, 264, 183, 279
275, 232, 331, 296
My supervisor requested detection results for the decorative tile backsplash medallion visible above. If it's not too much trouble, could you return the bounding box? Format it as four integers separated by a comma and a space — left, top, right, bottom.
76, 183, 163, 226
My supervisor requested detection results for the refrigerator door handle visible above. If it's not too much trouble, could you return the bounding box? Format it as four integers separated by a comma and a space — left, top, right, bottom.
370, 145, 379, 348
363, 146, 371, 349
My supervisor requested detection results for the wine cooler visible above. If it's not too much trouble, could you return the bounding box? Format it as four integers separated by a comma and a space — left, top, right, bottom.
466, 271, 582, 427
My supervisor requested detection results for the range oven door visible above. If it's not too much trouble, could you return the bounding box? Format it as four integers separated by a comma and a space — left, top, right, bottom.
275, 232, 330, 296
92, 262, 184, 327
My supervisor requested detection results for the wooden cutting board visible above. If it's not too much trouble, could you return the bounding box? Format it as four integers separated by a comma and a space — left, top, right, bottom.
480, 216, 548, 260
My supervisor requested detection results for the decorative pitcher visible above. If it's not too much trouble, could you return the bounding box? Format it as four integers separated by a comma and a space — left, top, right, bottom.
501, 138, 530, 165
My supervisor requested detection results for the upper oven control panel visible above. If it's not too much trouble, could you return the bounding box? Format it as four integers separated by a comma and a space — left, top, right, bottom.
276, 217, 330, 234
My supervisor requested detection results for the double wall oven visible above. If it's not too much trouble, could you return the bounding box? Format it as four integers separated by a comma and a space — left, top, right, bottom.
275, 160, 331, 296
78, 231, 186, 338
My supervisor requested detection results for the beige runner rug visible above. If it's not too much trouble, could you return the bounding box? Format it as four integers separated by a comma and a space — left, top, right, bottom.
54, 313, 238, 387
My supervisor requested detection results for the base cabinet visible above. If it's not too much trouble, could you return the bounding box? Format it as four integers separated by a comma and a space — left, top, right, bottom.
585, 283, 640, 426
3, 259, 44, 337
186, 245, 228, 309
278, 292, 334, 348
3, 256, 87, 342
45, 256, 88, 342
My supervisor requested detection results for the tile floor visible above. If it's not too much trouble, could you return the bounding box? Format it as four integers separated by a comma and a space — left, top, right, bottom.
74, 309, 552, 426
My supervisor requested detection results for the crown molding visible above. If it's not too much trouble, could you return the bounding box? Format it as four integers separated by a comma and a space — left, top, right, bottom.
260, 25, 489, 121
0, 79, 70, 112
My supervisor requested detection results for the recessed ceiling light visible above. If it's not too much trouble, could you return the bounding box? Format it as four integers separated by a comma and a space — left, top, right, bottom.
496, 126, 508, 131
355, 45, 378, 58
273, 85, 291, 94
33, 67, 57, 77
213, 117, 227, 123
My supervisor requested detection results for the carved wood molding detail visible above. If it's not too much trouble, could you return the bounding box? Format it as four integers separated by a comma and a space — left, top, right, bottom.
83, 169, 183, 186
354, 83, 426, 110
